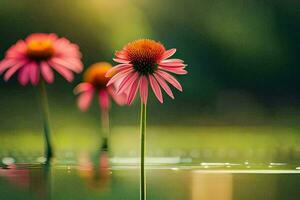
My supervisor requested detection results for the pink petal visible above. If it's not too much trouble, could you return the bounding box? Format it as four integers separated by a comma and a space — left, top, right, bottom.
159, 59, 184, 64
160, 48, 176, 60
113, 58, 130, 64
105, 64, 132, 77
41, 62, 54, 84
116, 72, 139, 95
18, 65, 30, 86
156, 70, 183, 91
0, 59, 17, 73
4, 61, 27, 81
158, 62, 186, 67
77, 90, 94, 111
50, 58, 82, 73
29, 62, 40, 85
158, 66, 188, 75
50, 62, 74, 82
98, 89, 110, 110
127, 78, 140, 105
153, 73, 174, 99
106, 68, 133, 86
115, 50, 128, 60
107, 86, 127, 105
139, 75, 148, 104
74, 82, 94, 94
149, 75, 163, 103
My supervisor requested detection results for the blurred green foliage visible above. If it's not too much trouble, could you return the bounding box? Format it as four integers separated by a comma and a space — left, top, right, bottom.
0, 0, 299, 130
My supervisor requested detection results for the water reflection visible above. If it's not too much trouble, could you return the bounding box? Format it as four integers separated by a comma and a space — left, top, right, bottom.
0, 163, 51, 200
77, 149, 111, 191
0, 164, 30, 189
191, 172, 233, 200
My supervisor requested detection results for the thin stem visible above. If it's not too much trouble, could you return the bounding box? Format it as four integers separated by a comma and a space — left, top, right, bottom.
38, 80, 53, 161
101, 107, 110, 151
140, 102, 147, 200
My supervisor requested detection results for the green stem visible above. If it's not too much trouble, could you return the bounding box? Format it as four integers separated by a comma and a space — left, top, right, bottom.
101, 107, 110, 151
140, 102, 147, 200
38, 80, 53, 161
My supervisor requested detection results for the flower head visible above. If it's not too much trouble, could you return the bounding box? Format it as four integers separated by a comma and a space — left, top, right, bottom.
0, 33, 83, 85
74, 62, 126, 111
106, 39, 187, 104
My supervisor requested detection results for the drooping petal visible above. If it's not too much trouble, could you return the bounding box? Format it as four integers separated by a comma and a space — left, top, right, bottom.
98, 89, 110, 110
3, 61, 27, 81
139, 75, 149, 104
18, 65, 30, 86
156, 70, 183, 91
106, 68, 133, 86
41, 62, 54, 83
107, 86, 127, 105
116, 72, 139, 95
0, 59, 18, 73
50, 62, 74, 82
77, 89, 94, 111
73, 82, 93, 94
105, 63, 132, 77
50, 57, 82, 73
127, 78, 140, 105
149, 75, 163, 103
158, 66, 188, 75
159, 48, 176, 60
153, 73, 174, 99
29, 62, 40, 85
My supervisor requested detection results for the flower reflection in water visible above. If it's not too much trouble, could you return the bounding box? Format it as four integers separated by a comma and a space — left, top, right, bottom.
78, 150, 111, 191
0, 164, 51, 200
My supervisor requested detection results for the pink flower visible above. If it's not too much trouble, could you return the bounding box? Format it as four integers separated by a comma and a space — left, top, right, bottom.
0, 33, 83, 85
106, 39, 187, 104
74, 62, 126, 111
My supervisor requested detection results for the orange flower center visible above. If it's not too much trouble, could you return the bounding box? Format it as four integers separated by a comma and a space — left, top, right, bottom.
125, 39, 165, 75
27, 40, 55, 61
84, 62, 112, 89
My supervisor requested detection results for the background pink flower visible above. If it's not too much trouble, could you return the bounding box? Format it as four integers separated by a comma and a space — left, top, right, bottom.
74, 62, 126, 111
0, 33, 83, 85
106, 39, 187, 104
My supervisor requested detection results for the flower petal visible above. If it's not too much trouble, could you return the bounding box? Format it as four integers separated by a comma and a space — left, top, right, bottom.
153, 73, 174, 99
158, 66, 188, 75
50, 58, 82, 73
98, 89, 110, 110
127, 78, 140, 105
74, 82, 93, 94
160, 48, 176, 60
41, 62, 54, 84
149, 75, 163, 103
105, 64, 132, 77
159, 59, 184, 64
18, 65, 30, 86
0, 59, 18, 73
116, 72, 139, 95
77, 90, 94, 111
158, 62, 186, 67
50, 62, 74, 82
115, 50, 128, 60
106, 68, 133, 86
29, 62, 40, 85
139, 75, 148, 104
156, 70, 183, 91
113, 58, 130, 64
107, 86, 127, 105
4, 61, 27, 81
